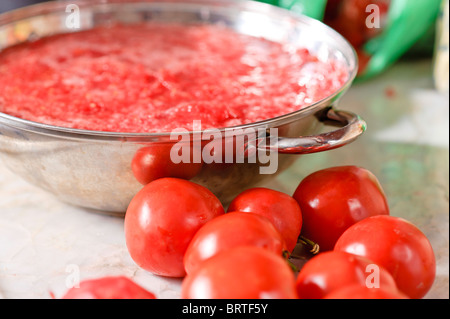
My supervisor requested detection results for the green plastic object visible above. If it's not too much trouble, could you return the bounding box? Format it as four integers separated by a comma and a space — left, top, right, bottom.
257, 0, 327, 20
360, 0, 441, 80
255, 0, 441, 79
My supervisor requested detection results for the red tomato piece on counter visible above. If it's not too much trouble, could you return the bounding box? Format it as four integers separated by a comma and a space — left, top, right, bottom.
293, 166, 390, 251
181, 246, 298, 299
334, 215, 436, 299
124, 178, 224, 277
296, 251, 398, 299
131, 144, 202, 185
227, 187, 303, 252
62, 276, 156, 299
184, 212, 287, 274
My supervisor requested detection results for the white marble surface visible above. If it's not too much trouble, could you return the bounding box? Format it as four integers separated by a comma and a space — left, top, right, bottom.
0, 60, 449, 299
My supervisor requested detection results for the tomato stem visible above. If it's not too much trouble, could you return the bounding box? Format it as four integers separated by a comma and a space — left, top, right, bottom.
297, 236, 320, 255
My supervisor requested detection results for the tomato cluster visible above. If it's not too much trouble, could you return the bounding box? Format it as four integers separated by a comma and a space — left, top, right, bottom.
60, 165, 436, 299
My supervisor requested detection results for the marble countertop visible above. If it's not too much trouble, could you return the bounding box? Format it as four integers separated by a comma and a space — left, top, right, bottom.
0, 60, 448, 299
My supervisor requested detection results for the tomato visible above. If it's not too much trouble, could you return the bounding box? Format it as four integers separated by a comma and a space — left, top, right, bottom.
124, 178, 224, 277
323, 0, 391, 75
61, 276, 156, 299
296, 251, 398, 299
131, 144, 202, 185
184, 212, 287, 274
334, 215, 436, 299
181, 246, 298, 299
227, 188, 303, 252
324, 0, 390, 48
324, 285, 409, 299
293, 166, 389, 251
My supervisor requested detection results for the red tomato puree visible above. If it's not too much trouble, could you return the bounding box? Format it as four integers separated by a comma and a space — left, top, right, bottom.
0, 23, 348, 133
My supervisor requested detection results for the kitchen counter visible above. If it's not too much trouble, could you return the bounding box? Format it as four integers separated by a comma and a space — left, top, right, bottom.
0, 59, 448, 299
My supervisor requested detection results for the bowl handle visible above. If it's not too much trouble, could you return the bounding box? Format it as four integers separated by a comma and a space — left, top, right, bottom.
266, 107, 367, 154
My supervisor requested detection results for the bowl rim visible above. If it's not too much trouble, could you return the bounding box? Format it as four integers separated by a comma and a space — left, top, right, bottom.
0, 0, 358, 141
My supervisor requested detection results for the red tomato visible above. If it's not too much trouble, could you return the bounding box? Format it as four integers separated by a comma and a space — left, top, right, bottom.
324, 285, 409, 299
227, 188, 303, 252
296, 251, 398, 299
324, 0, 390, 48
62, 276, 156, 299
184, 212, 287, 274
124, 178, 224, 277
293, 166, 389, 251
181, 246, 298, 299
131, 144, 202, 185
334, 215, 436, 299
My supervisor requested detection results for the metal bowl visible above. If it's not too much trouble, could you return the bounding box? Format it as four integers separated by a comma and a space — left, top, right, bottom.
0, 0, 365, 214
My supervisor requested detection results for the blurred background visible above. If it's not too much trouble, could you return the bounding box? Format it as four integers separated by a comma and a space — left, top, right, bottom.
0, 0, 47, 13
0, 0, 447, 87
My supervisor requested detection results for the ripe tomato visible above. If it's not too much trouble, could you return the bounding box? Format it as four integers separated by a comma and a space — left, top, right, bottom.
295, 251, 398, 299
227, 188, 303, 252
334, 215, 436, 299
324, 285, 409, 299
324, 0, 390, 48
62, 276, 156, 299
184, 212, 287, 274
131, 144, 202, 185
124, 178, 224, 277
181, 246, 298, 299
293, 166, 389, 251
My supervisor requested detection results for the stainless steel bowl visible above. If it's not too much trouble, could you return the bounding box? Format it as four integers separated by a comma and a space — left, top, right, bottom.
0, 0, 365, 214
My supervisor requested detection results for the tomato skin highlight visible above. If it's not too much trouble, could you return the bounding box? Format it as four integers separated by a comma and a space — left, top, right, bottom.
334, 215, 436, 299
227, 187, 302, 252
324, 284, 409, 299
62, 276, 156, 299
181, 246, 298, 299
124, 178, 225, 278
184, 212, 287, 275
293, 166, 390, 252
295, 251, 398, 299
